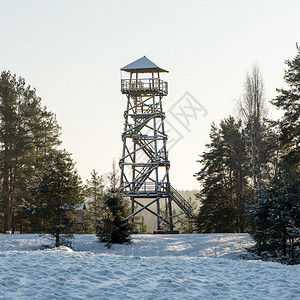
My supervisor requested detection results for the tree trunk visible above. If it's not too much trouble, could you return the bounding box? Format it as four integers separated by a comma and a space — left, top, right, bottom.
55, 232, 60, 247
283, 227, 287, 257
3, 163, 11, 233
4, 199, 11, 233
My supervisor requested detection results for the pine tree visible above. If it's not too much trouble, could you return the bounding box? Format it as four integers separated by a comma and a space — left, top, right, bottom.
15, 88, 61, 233
85, 169, 104, 231
96, 161, 131, 247
195, 117, 251, 233
0, 71, 20, 233
272, 45, 300, 169
30, 151, 84, 247
0, 71, 61, 233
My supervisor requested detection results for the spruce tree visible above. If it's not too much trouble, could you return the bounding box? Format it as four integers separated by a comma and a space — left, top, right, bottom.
97, 161, 131, 247
248, 163, 300, 264
30, 151, 84, 247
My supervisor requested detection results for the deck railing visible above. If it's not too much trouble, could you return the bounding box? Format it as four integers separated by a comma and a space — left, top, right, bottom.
123, 181, 168, 194
121, 78, 168, 95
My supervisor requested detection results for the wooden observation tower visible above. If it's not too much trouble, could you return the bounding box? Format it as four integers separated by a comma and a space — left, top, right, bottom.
119, 56, 192, 232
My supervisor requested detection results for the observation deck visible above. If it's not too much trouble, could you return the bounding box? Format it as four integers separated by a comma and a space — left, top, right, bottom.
121, 78, 168, 96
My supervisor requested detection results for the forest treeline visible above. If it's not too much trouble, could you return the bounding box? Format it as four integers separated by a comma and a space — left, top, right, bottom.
195, 47, 300, 263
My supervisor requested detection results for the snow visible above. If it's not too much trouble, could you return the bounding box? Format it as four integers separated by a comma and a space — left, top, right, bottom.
0, 234, 299, 299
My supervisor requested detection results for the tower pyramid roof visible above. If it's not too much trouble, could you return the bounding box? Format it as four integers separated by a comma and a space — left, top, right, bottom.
121, 56, 168, 73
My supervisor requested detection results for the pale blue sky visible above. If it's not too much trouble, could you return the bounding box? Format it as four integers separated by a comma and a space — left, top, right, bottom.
1, 0, 299, 189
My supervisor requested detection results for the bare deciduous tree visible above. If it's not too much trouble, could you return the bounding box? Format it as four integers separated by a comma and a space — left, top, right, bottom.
238, 65, 267, 201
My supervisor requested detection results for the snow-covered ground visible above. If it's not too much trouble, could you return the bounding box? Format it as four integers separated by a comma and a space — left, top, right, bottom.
0, 234, 299, 299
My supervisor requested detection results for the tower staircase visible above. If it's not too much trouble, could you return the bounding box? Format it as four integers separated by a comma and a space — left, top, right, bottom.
168, 185, 193, 218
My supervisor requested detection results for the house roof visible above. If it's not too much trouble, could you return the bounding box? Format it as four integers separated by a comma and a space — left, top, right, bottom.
121, 56, 168, 73
75, 202, 87, 211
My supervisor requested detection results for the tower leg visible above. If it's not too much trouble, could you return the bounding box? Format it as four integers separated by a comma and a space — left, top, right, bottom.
168, 198, 174, 231
131, 197, 135, 232
156, 199, 161, 230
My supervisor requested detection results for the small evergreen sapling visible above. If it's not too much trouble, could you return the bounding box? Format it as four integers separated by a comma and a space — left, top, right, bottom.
96, 161, 131, 247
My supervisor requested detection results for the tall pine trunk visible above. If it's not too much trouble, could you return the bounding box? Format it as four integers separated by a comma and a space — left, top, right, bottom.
3, 148, 11, 233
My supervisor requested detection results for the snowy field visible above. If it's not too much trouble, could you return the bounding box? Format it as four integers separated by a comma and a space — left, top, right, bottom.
0, 234, 299, 300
